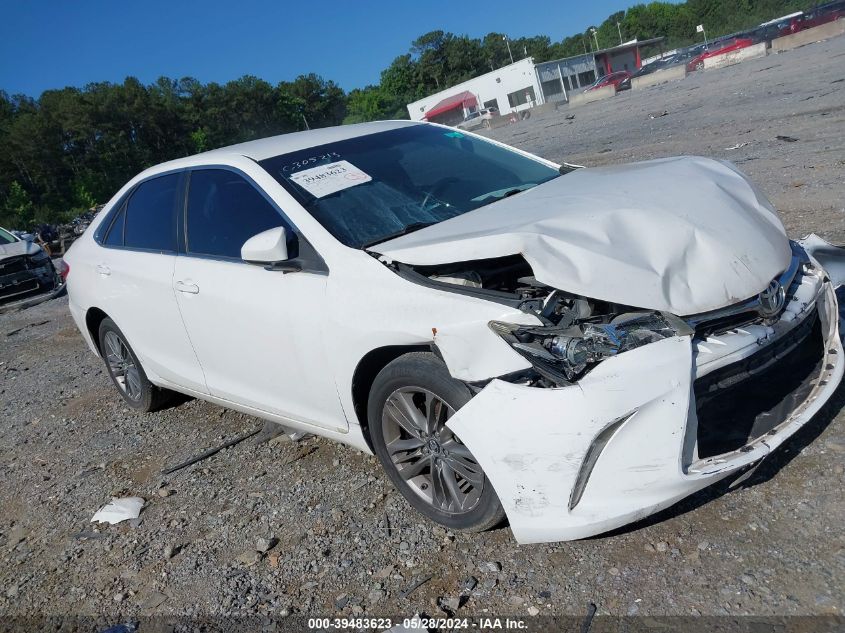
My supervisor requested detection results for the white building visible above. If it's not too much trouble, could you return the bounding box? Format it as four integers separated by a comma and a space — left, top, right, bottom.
406, 58, 544, 124
406, 38, 666, 124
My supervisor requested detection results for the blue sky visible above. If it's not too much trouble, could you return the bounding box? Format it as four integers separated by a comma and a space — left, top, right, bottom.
2, 0, 652, 97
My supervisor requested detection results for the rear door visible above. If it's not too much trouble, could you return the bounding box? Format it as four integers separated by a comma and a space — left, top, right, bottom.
172, 167, 346, 432
96, 172, 207, 393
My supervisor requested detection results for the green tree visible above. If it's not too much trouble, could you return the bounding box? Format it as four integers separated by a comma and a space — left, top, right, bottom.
1, 181, 35, 229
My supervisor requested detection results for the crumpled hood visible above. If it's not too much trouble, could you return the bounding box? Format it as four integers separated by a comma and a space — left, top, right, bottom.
374, 156, 791, 316
0, 239, 40, 259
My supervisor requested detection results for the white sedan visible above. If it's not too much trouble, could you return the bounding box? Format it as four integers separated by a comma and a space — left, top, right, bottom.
65, 121, 845, 544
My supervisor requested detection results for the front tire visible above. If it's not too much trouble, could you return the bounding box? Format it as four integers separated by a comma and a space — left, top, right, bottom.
98, 318, 173, 412
368, 352, 505, 532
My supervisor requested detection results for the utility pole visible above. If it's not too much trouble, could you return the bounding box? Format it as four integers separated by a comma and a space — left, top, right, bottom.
590, 28, 599, 52
582, 35, 588, 56
503, 36, 514, 64
617, 22, 623, 45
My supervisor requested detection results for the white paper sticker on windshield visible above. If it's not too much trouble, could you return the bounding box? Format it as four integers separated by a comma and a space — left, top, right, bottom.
289, 160, 372, 198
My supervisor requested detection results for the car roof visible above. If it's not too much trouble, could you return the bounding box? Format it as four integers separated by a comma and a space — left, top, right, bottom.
147, 120, 423, 175
199, 120, 419, 161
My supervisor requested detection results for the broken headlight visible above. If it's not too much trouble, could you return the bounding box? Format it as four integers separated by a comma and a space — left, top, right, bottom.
490, 311, 688, 383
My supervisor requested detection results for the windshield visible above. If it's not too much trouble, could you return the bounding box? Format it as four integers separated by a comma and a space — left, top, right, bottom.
259, 124, 559, 248
0, 227, 18, 244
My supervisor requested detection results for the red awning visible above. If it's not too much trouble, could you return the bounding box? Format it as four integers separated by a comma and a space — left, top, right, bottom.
423, 91, 478, 120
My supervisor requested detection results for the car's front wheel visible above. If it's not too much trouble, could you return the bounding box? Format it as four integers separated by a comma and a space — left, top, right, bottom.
98, 317, 174, 412
368, 352, 505, 532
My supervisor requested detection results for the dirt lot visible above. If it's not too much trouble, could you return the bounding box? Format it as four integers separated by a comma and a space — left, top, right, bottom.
1, 36, 844, 627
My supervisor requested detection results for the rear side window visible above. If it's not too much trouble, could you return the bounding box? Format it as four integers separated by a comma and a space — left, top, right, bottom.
103, 205, 126, 246
186, 169, 287, 259
123, 173, 180, 252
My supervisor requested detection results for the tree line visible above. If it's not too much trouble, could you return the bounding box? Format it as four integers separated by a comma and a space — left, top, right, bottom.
0, 0, 816, 228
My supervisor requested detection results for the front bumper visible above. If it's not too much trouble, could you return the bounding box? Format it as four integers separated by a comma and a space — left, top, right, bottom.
0, 258, 64, 313
447, 254, 844, 544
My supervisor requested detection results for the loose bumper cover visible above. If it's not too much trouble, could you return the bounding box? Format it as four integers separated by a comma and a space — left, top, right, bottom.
447, 239, 845, 544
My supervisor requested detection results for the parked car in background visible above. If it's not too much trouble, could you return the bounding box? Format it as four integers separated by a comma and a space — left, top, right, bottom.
630, 57, 675, 78
687, 37, 755, 71
0, 226, 64, 306
585, 70, 631, 92
780, 3, 844, 35
10, 229, 35, 242
633, 50, 697, 79
64, 120, 845, 544
456, 108, 496, 131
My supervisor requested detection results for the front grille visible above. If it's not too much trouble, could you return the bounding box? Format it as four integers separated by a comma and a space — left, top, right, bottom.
0, 256, 28, 275
694, 310, 763, 338
694, 309, 823, 459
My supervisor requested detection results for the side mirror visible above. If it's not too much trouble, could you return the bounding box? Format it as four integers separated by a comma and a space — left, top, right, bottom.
241, 227, 301, 272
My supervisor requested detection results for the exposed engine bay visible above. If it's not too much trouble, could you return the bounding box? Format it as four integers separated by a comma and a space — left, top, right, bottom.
398, 245, 822, 390
402, 254, 694, 386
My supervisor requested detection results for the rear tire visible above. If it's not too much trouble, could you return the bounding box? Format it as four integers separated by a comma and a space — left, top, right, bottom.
368, 352, 505, 532
98, 318, 174, 412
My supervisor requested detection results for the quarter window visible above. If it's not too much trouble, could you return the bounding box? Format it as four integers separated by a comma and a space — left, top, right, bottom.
103, 205, 126, 246
186, 169, 288, 259
123, 173, 180, 252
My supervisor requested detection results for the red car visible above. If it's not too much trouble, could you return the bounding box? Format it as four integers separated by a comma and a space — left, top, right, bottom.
780, 6, 844, 36
686, 38, 755, 72
584, 71, 631, 92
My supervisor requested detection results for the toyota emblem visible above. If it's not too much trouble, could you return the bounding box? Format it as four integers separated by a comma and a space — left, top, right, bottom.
757, 279, 785, 317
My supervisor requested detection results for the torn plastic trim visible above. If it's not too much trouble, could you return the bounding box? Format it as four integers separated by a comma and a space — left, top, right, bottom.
693, 260, 825, 383
799, 233, 845, 288
687, 278, 843, 474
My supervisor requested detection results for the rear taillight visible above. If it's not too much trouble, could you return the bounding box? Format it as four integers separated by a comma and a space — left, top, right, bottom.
56, 260, 70, 281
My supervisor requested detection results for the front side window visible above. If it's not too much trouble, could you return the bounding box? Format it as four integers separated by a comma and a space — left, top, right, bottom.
123, 173, 180, 252
186, 169, 287, 260
259, 124, 559, 249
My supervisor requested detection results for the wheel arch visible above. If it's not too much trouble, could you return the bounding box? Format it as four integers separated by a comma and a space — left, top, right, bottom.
85, 307, 110, 355
351, 344, 433, 448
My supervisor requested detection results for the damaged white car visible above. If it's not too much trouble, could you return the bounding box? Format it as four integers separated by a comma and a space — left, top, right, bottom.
65, 121, 845, 544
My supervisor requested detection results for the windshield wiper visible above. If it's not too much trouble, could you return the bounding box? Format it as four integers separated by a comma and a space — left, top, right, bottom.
362, 221, 439, 249
471, 184, 537, 203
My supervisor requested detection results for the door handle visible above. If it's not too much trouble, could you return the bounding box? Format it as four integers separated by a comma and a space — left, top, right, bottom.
96, 264, 110, 276
175, 280, 200, 294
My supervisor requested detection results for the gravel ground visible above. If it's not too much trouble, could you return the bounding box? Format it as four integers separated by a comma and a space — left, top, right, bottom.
1, 36, 845, 626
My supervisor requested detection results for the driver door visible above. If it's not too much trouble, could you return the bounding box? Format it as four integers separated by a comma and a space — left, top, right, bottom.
172, 167, 347, 432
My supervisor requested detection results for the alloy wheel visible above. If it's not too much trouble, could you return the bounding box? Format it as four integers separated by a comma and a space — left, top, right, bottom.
103, 331, 142, 401
381, 387, 484, 514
